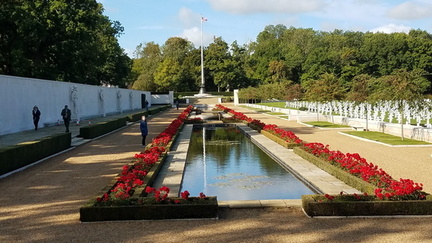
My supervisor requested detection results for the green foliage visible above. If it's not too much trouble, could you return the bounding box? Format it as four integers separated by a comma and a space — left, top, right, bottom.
304, 73, 347, 101
0, 0, 131, 86
131, 42, 162, 91
130, 23, 432, 98
369, 69, 430, 103
346, 74, 375, 102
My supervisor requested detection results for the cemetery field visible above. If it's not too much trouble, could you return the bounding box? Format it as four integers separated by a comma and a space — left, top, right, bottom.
259, 102, 432, 126
343, 131, 432, 146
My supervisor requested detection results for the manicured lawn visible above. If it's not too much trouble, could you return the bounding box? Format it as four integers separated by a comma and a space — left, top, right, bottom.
343, 131, 431, 145
239, 106, 268, 112
268, 112, 286, 116
257, 102, 286, 108
304, 121, 350, 128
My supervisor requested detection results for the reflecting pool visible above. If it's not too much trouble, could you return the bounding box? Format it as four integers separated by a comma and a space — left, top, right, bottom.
180, 125, 314, 201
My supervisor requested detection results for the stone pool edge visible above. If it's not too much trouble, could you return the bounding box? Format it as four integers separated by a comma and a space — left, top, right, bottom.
152, 123, 360, 209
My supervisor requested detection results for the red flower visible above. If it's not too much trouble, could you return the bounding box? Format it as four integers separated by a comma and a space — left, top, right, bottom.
145, 186, 155, 194
180, 190, 190, 200
324, 194, 335, 201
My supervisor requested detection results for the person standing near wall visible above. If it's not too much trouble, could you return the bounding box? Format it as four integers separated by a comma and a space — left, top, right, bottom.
144, 100, 149, 114
140, 115, 148, 146
61, 105, 71, 132
32, 106, 41, 130
175, 99, 179, 110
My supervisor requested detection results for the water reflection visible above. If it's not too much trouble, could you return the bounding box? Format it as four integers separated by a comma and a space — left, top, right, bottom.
181, 125, 314, 201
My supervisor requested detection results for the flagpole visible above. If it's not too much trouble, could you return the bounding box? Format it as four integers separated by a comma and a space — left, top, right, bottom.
199, 16, 205, 94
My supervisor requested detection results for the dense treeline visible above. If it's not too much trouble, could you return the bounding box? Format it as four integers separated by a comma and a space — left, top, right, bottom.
132, 24, 432, 101
0, 0, 132, 87
132, 37, 251, 92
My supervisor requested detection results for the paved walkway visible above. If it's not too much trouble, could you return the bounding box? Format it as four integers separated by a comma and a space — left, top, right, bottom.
1, 100, 432, 242
0, 109, 150, 148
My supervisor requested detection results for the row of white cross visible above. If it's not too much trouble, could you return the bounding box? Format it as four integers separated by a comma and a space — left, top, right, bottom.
285, 100, 432, 127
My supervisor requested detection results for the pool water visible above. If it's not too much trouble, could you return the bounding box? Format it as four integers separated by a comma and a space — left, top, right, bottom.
180, 125, 314, 201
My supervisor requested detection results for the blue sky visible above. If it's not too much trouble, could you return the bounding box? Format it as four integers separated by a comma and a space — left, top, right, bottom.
97, 0, 432, 57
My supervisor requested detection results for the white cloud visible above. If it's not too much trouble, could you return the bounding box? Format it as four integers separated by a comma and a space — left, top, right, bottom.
206, 0, 326, 14
370, 24, 412, 33
177, 8, 214, 47
387, 1, 432, 20
180, 27, 214, 47
178, 7, 202, 27
308, 0, 388, 30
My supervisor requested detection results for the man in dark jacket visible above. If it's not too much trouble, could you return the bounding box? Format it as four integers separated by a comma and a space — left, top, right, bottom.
140, 115, 148, 146
32, 106, 41, 130
61, 105, 71, 132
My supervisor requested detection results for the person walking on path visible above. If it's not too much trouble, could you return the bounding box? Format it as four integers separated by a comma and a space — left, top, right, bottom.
61, 105, 71, 132
32, 106, 41, 130
140, 115, 148, 146
175, 99, 179, 110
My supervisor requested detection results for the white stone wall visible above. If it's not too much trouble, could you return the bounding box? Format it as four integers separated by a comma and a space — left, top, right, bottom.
0, 75, 153, 135
151, 91, 174, 106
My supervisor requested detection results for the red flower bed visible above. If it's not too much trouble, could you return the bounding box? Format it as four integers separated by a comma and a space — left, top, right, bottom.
263, 124, 303, 144
95, 105, 193, 205
300, 142, 426, 200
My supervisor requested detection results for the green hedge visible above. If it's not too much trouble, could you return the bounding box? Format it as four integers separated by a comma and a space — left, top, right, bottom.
126, 111, 147, 122
79, 117, 127, 139
293, 147, 378, 195
0, 133, 71, 176
302, 194, 432, 217
80, 196, 218, 221
125, 105, 171, 122
260, 130, 301, 149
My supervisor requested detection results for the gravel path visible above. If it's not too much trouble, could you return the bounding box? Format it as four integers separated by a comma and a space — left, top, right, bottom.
1, 106, 432, 243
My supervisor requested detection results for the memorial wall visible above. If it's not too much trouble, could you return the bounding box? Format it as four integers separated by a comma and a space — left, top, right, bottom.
0, 75, 153, 135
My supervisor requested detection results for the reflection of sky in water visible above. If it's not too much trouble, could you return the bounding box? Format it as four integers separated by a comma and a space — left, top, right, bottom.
181, 126, 314, 201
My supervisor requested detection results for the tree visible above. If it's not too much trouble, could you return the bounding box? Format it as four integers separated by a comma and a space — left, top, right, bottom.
229, 41, 250, 89
303, 73, 346, 101
346, 74, 375, 130
179, 48, 201, 92
205, 37, 231, 91
161, 37, 194, 61
346, 74, 374, 102
268, 60, 289, 83
153, 37, 196, 92
0, 0, 131, 86
132, 42, 162, 91
281, 27, 317, 83
249, 24, 287, 84
369, 69, 430, 139
154, 58, 182, 91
